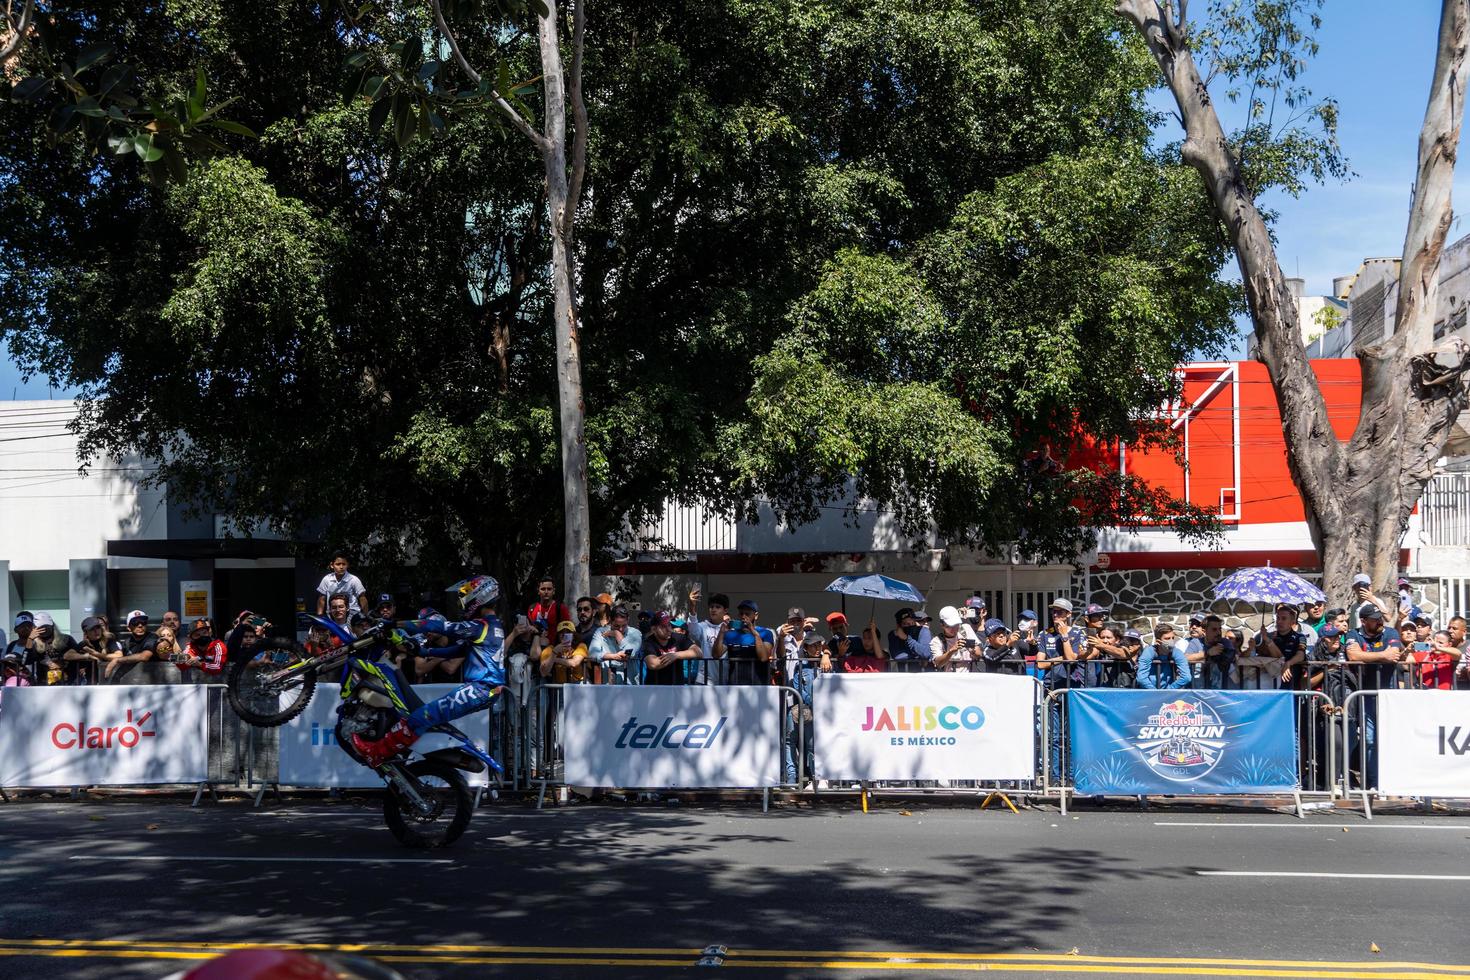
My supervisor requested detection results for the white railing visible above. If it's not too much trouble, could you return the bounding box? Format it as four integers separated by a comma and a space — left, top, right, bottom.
1422, 472, 1470, 548
627, 501, 738, 556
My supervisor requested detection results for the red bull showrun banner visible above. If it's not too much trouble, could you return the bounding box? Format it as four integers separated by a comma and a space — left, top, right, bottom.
1067, 690, 1298, 795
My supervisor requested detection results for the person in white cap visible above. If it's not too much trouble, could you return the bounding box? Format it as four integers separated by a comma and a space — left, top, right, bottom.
929, 606, 979, 671
1349, 573, 1395, 629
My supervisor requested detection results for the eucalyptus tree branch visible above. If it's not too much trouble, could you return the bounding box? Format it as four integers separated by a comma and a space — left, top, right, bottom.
564, 0, 588, 235
429, 0, 547, 149
0, 0, 35, 65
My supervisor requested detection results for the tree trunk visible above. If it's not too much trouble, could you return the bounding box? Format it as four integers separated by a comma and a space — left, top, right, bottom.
538, 1, 592, 600
1116, 0, 1470, 601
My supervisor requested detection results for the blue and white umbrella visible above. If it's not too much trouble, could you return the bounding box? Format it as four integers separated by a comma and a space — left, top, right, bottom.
825, 574, 926, 604
1212, 567, 1325, 607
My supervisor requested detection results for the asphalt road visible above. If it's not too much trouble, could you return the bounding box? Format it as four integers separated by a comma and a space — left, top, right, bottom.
1, 793, 1468, 979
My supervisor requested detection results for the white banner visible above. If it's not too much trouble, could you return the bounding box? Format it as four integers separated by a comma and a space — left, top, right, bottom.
1377, 690, 1470, 796
277, 684, 493, 788
0, 685, 209, 787
561, 685, 781, 788
814, 673, 1037, 781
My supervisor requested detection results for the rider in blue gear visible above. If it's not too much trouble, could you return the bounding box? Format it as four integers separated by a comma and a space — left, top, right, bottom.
351, 574, 505, 766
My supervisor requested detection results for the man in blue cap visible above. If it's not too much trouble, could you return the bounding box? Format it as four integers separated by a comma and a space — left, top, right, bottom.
977, 618, 1018, 673
714, 599, 774, 685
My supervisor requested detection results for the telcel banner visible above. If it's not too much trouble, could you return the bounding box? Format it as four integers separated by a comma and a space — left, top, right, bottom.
1377, 690, 1470, 796
814, 673, 1037, 781
0, 685, 209, 787
1068, 690, 1298, 795
560, 685, 781, 788
277, 684, 493, 788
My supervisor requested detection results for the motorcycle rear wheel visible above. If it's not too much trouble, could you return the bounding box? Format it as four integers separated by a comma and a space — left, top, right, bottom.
383, 759, 473, 848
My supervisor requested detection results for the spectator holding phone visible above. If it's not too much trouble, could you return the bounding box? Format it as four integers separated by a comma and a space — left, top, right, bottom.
713, 600, 774, 685
775, 606, 818, 683
540, 619, 588, 684
978, 619, 1019, 673
840, 618, 888, 673
929, 606, 978, 672
1349, 573, 1396, 629
1412, 628, 1460, 690
590, 604, 643, 684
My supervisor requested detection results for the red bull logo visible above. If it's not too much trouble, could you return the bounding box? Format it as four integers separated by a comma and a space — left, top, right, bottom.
1134, 699, 1227, 782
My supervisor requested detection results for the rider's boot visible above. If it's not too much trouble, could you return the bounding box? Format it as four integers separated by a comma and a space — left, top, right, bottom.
352, 718, 418, 767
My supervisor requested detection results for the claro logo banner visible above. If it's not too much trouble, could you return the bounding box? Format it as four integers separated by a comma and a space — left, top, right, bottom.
0, 686, 209, 788
1378, 690, 1470, 796
561, 685, 781, 788
814, 673, 1037, 781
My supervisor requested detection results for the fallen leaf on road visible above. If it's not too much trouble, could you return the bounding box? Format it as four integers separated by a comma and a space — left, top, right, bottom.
145, 823, 160, 830
87, 815, 104, 822
898, 810, 912, 816
1370, 943, 1381, 954
1066, 948, 1080, 956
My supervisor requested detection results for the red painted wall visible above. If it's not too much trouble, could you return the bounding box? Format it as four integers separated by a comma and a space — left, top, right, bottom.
1109, 360, 1362, 525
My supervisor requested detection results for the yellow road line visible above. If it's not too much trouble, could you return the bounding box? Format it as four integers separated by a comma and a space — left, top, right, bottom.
0, 947, 1464, 979
730, 950, 1470, 972
1, 939, 1468, 978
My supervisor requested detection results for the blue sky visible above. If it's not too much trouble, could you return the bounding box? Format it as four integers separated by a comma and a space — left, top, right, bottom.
0, 2, 1458, 397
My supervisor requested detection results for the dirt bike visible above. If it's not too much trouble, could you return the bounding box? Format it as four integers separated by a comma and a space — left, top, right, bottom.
226, 615, 501, 848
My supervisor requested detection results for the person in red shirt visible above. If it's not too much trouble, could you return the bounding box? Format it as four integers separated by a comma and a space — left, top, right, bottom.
840, 618, 888, 673
179, 618, 227, 677
527, 576, 572, 645
1412, 629, 1461, 690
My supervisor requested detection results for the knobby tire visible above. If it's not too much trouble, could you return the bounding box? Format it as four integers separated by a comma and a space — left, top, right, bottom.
383, 759, 473, 849
224, 638, 318, 727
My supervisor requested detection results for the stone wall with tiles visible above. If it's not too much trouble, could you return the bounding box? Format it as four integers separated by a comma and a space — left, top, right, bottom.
1077, 568, 1444, 632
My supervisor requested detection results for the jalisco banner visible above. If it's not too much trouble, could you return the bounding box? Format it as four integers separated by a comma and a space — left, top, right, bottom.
277, 684, 494, 788
0, 685, 209, 787
1068, 690, 1298, 795
813, 673, 1037, 781
1377, 690, 1470, 796
560, 685, 782, 788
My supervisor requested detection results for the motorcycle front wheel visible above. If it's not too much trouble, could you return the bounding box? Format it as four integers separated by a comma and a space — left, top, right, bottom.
383, 759, 474, 849
225, 639, 318, 727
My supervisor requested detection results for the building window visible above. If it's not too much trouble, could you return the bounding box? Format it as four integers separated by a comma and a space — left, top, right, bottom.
15, 569, 71, 634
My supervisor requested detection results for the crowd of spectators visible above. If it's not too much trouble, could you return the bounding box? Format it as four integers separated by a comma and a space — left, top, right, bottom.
10, 554, 1466, 711
3, 608, 234, 687
492, 577, 1469, 700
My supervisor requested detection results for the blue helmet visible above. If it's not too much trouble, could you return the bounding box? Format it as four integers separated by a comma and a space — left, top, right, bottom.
449, 575, 500, 618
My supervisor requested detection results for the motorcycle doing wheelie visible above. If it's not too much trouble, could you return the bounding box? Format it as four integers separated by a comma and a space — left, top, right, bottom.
225, 615, 502, 848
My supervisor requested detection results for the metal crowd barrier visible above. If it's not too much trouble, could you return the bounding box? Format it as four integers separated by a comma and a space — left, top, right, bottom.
7, 653, 1470, 815
527, 681, 804, 812
1039, 687, 1336, 817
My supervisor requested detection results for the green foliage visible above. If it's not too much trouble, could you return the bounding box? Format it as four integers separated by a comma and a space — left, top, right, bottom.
1192, 0, 1350, 196
4, 13, 255, 185
0, 0, 1239, 596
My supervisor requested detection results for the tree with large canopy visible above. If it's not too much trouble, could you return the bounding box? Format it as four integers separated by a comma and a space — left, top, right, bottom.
1, 0, 1239, 597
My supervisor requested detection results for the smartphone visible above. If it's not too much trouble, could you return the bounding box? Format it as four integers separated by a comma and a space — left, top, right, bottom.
516, 614, 529, 628
1414, 641, 1431, 652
